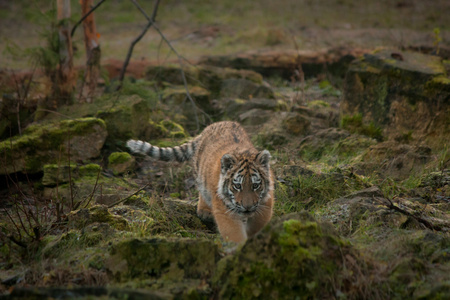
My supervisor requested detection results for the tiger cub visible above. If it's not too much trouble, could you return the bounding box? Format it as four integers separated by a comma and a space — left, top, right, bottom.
126, 121, 274, 243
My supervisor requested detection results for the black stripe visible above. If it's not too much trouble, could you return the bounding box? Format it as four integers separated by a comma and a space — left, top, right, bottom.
160, 147, 171, 161
173, 147, 183, 162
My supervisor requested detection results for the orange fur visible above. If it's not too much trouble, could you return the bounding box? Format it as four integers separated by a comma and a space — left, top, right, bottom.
128, 121, 274, 243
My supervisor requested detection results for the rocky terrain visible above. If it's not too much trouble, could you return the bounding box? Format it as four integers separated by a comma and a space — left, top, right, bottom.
1, 1, 449, 299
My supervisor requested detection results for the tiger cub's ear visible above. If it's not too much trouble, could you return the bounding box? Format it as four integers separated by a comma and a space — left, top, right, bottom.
256, 150, 271, 170
221, 154, 236, 174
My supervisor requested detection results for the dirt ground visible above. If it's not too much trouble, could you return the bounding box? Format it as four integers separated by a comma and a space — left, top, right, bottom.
1, 0, 449, 70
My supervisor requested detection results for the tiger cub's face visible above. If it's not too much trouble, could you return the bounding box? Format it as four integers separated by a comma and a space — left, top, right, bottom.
218, 150, 272, 216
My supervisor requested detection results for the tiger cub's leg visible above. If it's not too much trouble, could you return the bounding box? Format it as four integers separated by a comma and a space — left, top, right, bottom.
212, 198, 247, 243
197, 194, 213, 221
246, 205, 273, 238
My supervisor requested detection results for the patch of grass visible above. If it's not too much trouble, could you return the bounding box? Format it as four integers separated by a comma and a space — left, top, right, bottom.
274, 171, 366, 216
318, 80, 341, 97
341, 114, 383, 141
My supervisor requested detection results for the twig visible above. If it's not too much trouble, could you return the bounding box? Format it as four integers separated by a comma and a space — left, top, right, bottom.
70, 0, 107, 38
8, 235, 27, 249
67, 131, 74, 210
117, 0, 161, 89
82, 167, 101, 209
108, 184, 149, 208
383, 196, 441, 231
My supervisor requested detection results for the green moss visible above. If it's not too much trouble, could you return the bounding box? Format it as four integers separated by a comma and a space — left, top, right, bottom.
214, 213, 380, 299
0, 118, 106, 174
341, 114, 383, 141
307, 100, 330, 108
107, 238, 219, 281
158, 120, 188, 139
108, 152, 133, 165
79, 164, 102, 177
68, 205, 129, 231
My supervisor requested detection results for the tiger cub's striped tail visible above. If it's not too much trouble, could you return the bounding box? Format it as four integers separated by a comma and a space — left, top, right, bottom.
126, 139, 197, 162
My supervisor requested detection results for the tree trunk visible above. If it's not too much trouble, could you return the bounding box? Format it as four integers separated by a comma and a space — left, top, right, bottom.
81, 0, 101, 103
56, 0, 75, 106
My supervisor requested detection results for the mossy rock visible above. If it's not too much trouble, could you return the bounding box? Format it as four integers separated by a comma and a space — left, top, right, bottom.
108, 152, 135, 175
43, 169, 136, 206
161, 85, 212, 130
298, 128, 375, 162
357, 141, 432, 180
79, 163, 102, 177
42, 164, 77, 186
220, 78, 274, 99
145, 64, 263, 98
67, 204, 128, 230
43, 92, 158, 147
215, 98, 287, 120
342, 48, 450, 142
213, 212, 385, 299
238, 108, 273, 126
282, 112, 311, 136
0, 118, 107, 175
96, 94, 152, 144
106, 237, 219, 282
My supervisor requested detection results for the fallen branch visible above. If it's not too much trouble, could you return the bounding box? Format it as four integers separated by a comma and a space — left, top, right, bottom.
108, 183, 150, 208
383, 196, 443, 231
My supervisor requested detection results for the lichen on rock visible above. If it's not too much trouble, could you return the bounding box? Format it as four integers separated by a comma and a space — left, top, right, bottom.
106, 237, 219, 282
67, 204, 128, 231
0, 117, 107, 175
213, 212, 385, 299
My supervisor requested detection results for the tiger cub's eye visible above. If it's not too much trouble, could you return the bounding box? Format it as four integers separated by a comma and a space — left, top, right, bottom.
234, 184, 241, 190
252, 183, 260, 190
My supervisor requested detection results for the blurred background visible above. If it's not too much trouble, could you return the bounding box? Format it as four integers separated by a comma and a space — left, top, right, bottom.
1, 0, 449, 69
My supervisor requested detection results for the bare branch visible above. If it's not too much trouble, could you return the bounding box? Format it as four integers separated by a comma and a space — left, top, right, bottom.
108, 184, 150, 208
117, 0, 161, 89
71, 0, 107, 38
131, 0, 213, 131
382, 196, 442, 231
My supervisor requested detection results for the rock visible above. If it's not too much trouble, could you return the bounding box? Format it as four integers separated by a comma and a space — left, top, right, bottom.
254, 112, 311, 149
67, 204, 128, 230
321, 186, 388, 233
108, 152, 135, 175
42, 163, 102, 187
197, 65, 263, 97
357, 141, 432, 180
145, 64, 263, 97
342, 48, 450, 144
0, 118, 107, 175
160, 199, 212, 232
42, 164, 77, 186
161, 85, 212, 130
96, 95, 151, 143
106, 237, 219, 282
238, 108, 273, 126
219, 78, 274, 99
78, 163, 102, 177
282, 112, 311, 135
298, 128, 376, 161
214, 98, 287, 121
109, 205, 154, 228
6, 287, 172, 300
199, 47, 370, 79
213, 212, 384, 299
0, 93, 37, 140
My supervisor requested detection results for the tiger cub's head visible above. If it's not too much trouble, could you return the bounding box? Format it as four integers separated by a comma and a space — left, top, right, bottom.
218, 150, 273, 216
